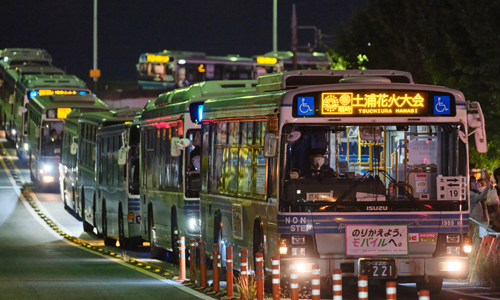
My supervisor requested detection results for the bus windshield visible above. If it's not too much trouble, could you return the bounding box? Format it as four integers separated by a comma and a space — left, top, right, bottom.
280, 123, 466, 212
41, 121, 63, 156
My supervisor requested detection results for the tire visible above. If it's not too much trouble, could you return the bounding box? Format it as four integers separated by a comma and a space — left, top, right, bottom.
82, 191, 93, 233
102, 203, 115, 246
416, 276, 443, 295
118, 206, 129, 249
149, 207, 166, 259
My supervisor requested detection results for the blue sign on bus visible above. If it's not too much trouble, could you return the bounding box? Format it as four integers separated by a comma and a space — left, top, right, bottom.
434, 96, 450, 115
298, 96, 315, 116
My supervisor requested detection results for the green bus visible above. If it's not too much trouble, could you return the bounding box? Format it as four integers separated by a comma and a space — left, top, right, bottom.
26, 90, 107, 190
139, 80, 256, 259
73, 107, 143, 238
199, 70, 485, 295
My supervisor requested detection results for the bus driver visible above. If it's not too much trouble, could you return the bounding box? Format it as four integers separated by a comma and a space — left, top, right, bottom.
301, 147, 336, 178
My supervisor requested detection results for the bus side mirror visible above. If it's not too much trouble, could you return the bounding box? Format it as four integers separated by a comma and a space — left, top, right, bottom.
70, 136, 78, 155
171, 137, 190, 157
118, 146, 130, 165
467, 101, 487, 153
264, 133, 278, 157
35, 126, 41, 139
18, 106, 27, 116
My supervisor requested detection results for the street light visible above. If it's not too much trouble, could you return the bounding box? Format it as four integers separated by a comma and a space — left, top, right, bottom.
93, 0, 98, 91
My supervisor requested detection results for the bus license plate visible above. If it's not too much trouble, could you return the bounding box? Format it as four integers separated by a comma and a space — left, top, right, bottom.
359, 259, 396, 278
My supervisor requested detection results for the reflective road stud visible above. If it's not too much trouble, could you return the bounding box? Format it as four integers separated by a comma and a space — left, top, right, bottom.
272, 256, 280, 300
386, 281, 397, 300
332, 269, 342, 300
358, 275, 368, 300
290, 264, 299, 300
226, 246, 234, 297
311, 264, 320, 300
199, 241, 207, 288
256, 252, 264, 300
418, 290, 430, 300
189, 239, 196, 283
178, 237, 186, 281
240, 250, 248, 300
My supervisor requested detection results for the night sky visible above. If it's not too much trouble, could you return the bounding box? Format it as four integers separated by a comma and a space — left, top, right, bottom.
2, 0, 365, 81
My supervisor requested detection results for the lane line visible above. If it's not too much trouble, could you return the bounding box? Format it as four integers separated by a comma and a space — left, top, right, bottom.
0, 140, 215, 299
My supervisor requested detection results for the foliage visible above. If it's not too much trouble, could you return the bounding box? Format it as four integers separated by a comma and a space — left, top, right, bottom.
235, 274, 257, 300
330, 0, 500, 168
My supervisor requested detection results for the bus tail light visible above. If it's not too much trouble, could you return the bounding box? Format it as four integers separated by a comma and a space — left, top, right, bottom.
464, 236, 472, 254
128, 212, 134, 224
279, 238, 288, 255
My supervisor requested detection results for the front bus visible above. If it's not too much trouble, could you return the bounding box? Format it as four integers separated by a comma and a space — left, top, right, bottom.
201, 70, 487, 296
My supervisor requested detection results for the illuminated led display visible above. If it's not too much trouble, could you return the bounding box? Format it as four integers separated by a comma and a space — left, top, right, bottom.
38, 90, 89, 96
294, 90, 455, 117
57, 108, 72, 119
146, 54, 170, 63
256, 56, 278, 65
321, 92, 427, 115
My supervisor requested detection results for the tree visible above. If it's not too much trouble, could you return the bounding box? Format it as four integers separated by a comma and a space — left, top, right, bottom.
331, 0, 500, 168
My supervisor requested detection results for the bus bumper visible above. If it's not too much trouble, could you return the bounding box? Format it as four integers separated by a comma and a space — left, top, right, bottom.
279, 256, 469, 281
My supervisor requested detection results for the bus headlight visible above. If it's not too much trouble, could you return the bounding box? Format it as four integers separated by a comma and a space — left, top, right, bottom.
24, 143, 29, 151
43, 176, 54, 183
43, 164, 52, 172
439, 261, 462, 271
11, 129, 16, 136
188, 218, 199, 231
297, 263, 313, 273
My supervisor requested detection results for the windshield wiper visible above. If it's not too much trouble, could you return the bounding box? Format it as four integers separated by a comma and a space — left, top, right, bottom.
379, 170, 423, 211
334, 170, 423, 211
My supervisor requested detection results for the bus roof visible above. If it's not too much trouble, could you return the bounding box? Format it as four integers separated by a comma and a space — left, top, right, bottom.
0, 48, 52, 65
254, 51, 331, 64
77, 106, 143, 125
202, 70, 463, 120
138, 50, 252, 64
18, 74, 87, 89
141, 80, 257, 120
29, 94, 108, 111
256, 70, 414, 92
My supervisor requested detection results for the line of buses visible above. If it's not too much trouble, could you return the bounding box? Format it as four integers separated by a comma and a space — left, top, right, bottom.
60, 69, 485, 295
1, 48, 488, 295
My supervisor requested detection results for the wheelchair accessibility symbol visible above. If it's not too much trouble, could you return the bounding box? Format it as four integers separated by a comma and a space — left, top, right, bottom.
298, 97, 315, 116
433, 96, 450, 115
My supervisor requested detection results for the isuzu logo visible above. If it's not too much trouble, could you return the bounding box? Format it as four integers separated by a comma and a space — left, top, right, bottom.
366, 206, 388, 211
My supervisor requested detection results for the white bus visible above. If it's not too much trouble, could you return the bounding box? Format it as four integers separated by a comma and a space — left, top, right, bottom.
75, 107, 143, 238
199, 70, 486, 295
139, 80, 257, 259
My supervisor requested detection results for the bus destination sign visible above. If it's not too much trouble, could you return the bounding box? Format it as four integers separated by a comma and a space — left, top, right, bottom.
294, 90, 456, 117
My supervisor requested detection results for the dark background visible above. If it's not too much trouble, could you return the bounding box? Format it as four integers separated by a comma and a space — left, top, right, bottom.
1, 0, 364, 81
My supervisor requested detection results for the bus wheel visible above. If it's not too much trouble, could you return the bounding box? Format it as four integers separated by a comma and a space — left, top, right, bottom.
149, 209, 166, 259
82, 192, 93, 233
102, 204, 114, 246
118, 206, 129, 249
416, 276, 443, 295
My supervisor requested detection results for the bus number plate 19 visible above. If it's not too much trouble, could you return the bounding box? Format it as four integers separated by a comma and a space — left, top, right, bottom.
359, 259, 396, 279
